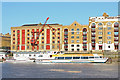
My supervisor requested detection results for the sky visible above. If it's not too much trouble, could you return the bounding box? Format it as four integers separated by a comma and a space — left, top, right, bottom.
2, 2, 118, 34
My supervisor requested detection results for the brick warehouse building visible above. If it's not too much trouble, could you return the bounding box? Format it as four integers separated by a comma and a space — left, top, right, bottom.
11, 13, 120, 53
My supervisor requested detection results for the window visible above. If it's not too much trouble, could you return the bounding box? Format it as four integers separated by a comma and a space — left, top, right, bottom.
107, 27, 111, 30
52, 41, 55, 43
98, 23, 102, 26
58, 41, 60, 43
77, 49, 79, 51
74, 24, 76, 26
77, 45, 79, 47
65, 49, 68, 51
71, 32, 74, 34
13, 34, 15, 36
65, 57, 72, 59
108, 46, 110, 48
52, 45, 55, 49
27, 42, 29, 44
99, 41, 102, 44
58, 28, 60, 30
98, 37, 102, 39
27, 46, 29, 49
37, 37, 39, 39
73, 57, 80, 59
107, 36, 111, 39
98, 32, 102, 35
42, 37, 44, 39
71, 49, 74, 51
42, 46, 44, 49
71, 45, 74, 47
71, 36, 74, 38
58, 32, 60, 35
29, 54, 31, 57
107, 22, 111, 25
77, 28, 79, 31
76, 36, 79, 38
57, 45, 59, 48
71, 40, 74, 43
58, 37, 60, 39
114, 32, 118, 35
76, 40, 80, 43
99, 46, 102, 50
98, 27, 102, 30
13, 30, 15, 32
89, 56, 94, 59
52, 37, 55, 39
107, 32, 111, 35
107, 41, 111, 44
13, 38, 15, 40
27, 30, 29, 32
42, 41, 44, 43
27, 34, 29, 36
92, 23, 95, 26
77, 32, 79, 34
81, 57, 88, 59
38, 55, 43, 57
13, 42, 15, 44
52, 33, 55, 35
27, 38, 29, 40
42, 33, 44, 35
71, 29, 74, 31
58, 57, 64, 59
114, 22, 119, 26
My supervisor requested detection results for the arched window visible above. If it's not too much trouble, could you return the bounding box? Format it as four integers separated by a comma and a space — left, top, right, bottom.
77, 28, 80, 31
107, 22, 111, 25
71, 29, 74, 31
92, 23, 95, 26
83, 28, 87, 32
98, 23, 102, 26
114, 22, 119, 26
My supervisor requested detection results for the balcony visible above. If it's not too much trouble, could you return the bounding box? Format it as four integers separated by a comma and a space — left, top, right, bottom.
83, 46, 87, 48
114, 29, 119, 32
64, 38, 68, 40
64, 46, 68, 48
114, 43, 119, 45
114, 34, 119, 37
92, 43, 95, 46
114, 24, 119, 27
91, 29, 95, 32
64, 34, 68, 36
83, 37, 87, 40
64, 42, 68, 44
114, 39, 119, 41
83, 42, 87, 44
91, 25, 95, 28
83, 33, 87, 36
91, 39, 95, 41
91, 34, 95, 37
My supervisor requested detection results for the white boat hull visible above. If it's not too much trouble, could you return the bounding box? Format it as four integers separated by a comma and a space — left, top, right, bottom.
35, 58, 108, 63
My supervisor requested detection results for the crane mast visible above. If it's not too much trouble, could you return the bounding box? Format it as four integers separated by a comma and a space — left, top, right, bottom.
30, 17, 60, 51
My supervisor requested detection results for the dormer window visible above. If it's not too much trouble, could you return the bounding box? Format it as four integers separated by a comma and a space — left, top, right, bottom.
74, 24, 76, 26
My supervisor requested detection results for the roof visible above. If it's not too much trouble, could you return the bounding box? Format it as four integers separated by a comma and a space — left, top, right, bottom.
22, 23, 60, 26
52, 54, 103, 57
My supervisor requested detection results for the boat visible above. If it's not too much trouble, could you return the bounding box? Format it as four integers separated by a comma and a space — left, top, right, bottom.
35, 53, 108, 63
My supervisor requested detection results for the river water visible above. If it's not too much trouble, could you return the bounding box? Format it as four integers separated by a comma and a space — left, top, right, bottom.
1, 62, 118, 78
